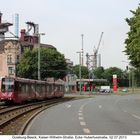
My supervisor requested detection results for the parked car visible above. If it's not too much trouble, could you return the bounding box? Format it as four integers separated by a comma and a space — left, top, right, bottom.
99, 86, 112, 93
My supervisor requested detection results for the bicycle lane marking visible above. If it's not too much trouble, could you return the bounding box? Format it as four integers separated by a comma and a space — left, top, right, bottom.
78, 98, 92, 134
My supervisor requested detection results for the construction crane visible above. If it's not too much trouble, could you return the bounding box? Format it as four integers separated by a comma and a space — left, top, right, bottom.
93, 32, 104, 69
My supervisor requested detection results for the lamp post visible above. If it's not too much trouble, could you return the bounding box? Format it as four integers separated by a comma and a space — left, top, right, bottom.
122, 61, 130, 88
38, 33, 45, 80
77, 51, 82, 95
122, 61, 135, 93
81, 34, 84, 66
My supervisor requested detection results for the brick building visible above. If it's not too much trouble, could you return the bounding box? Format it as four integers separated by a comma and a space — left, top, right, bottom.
0, 13, 55, 78
0, 39, 55, 78
0, 39, 20, 77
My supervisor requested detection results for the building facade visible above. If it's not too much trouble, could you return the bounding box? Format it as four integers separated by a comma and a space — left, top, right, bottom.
0, 40, 20, 77
0, 39, 56, 78
0, 13, 55, 78
65, 74, 77, 93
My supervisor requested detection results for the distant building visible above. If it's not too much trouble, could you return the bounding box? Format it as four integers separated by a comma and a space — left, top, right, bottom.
65, 59, 77, 93
0, 12, 13, 41
0, 13, 56, 78
0, 12, 19, 77
65, 74, 77, 93
0, 40, 20, 77
66, 58, 73, 68
0, 39, 55, 78
19, 22, 55, 52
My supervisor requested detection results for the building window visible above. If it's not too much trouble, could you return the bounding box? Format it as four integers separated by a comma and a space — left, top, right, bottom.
16, 55, 20, 63
7, 55, 12, 64
8, 67, 14, 75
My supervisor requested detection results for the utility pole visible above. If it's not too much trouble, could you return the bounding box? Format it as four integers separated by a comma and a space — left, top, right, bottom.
132, 69, 135, 94
38, 33, 45, 80
77, 51, 82, 95
81, 34, 84, 66
38, 34, 41, 80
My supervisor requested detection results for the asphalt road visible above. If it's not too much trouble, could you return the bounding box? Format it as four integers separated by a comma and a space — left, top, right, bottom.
25, 94, 140, 135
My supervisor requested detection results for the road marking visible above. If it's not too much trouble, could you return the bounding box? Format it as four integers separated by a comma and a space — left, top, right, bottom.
78, 113, 83, 116
79, 117, 84, 120
79, 110, 82, 113
65, 104, 71, 108
99, 105, 102, 109
80, 121, 86, 126
132, 114, 140, 120
80, 106, 84, 111
78, 100, 92, 135
123, 110, 140, 120
80, 101, 90, 110
83, 128, 91, 134
132, 130, 140, 134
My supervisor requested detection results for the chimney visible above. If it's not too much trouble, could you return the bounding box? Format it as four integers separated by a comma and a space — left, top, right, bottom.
0, 12, 2, 24
20, 29, 26, 41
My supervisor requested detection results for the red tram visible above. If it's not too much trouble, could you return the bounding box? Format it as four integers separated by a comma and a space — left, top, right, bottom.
0, 77, 65, 103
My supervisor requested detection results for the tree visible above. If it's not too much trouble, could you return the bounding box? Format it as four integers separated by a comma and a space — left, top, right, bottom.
124, 6, 140, 68
93, 66, 105, 79
16, 48, 67, 80
131, 68, 140, 87
72, 65, 89, 79
102, 67, 124, 86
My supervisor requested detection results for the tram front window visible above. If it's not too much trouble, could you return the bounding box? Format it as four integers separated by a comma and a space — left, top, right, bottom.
1, 78, 14, 92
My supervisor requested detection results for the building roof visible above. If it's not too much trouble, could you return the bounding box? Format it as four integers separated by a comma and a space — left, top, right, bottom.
0, 22, 13, 27
76, 79, 108, 82
0, 39, 56, 54
0, 39, 19, 53
40, 43, 56, 49
20, 41, 56, 49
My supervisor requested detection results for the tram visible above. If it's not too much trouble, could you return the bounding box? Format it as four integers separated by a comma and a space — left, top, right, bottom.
0, 77, 65, 103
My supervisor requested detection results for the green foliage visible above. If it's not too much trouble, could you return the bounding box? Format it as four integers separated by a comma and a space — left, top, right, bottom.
103, 67, 123, 80
72, 65, 129, 87
93, 67, 128, 87
93, 66, 104, 79
72, 65, 89, 79
16, 48, 67, 80
16, 49, 37, 79
132, 68, 140, 86
124, 6, 140, 68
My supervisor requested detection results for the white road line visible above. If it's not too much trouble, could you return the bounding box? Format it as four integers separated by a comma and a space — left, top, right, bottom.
98, 105, 102, 109
83, 128, 91, 134
78, 113, 83, 116
79, 117, 84, 120
80, 121, 86, 126
65, 104, 71, 108
123, 109, 140, 120
80, 107, 84, 111
132, 130, 140, 134
78, 100, 92, 135
132, 114, 140, 120
80, 101, 90, 110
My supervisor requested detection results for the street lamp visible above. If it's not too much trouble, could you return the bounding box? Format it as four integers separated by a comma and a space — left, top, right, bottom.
76, 51, 82, 95
38, 33, 45, 80
122, 61, 135, 93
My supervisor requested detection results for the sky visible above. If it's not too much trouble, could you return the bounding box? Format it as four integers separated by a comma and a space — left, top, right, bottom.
1, 0, 140, 70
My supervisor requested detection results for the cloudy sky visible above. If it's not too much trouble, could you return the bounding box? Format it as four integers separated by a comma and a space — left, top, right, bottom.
1, 0, 140, 69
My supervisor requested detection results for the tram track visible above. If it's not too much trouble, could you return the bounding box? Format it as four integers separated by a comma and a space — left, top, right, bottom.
0, 106, 9, 111
0, 97, 76, 135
